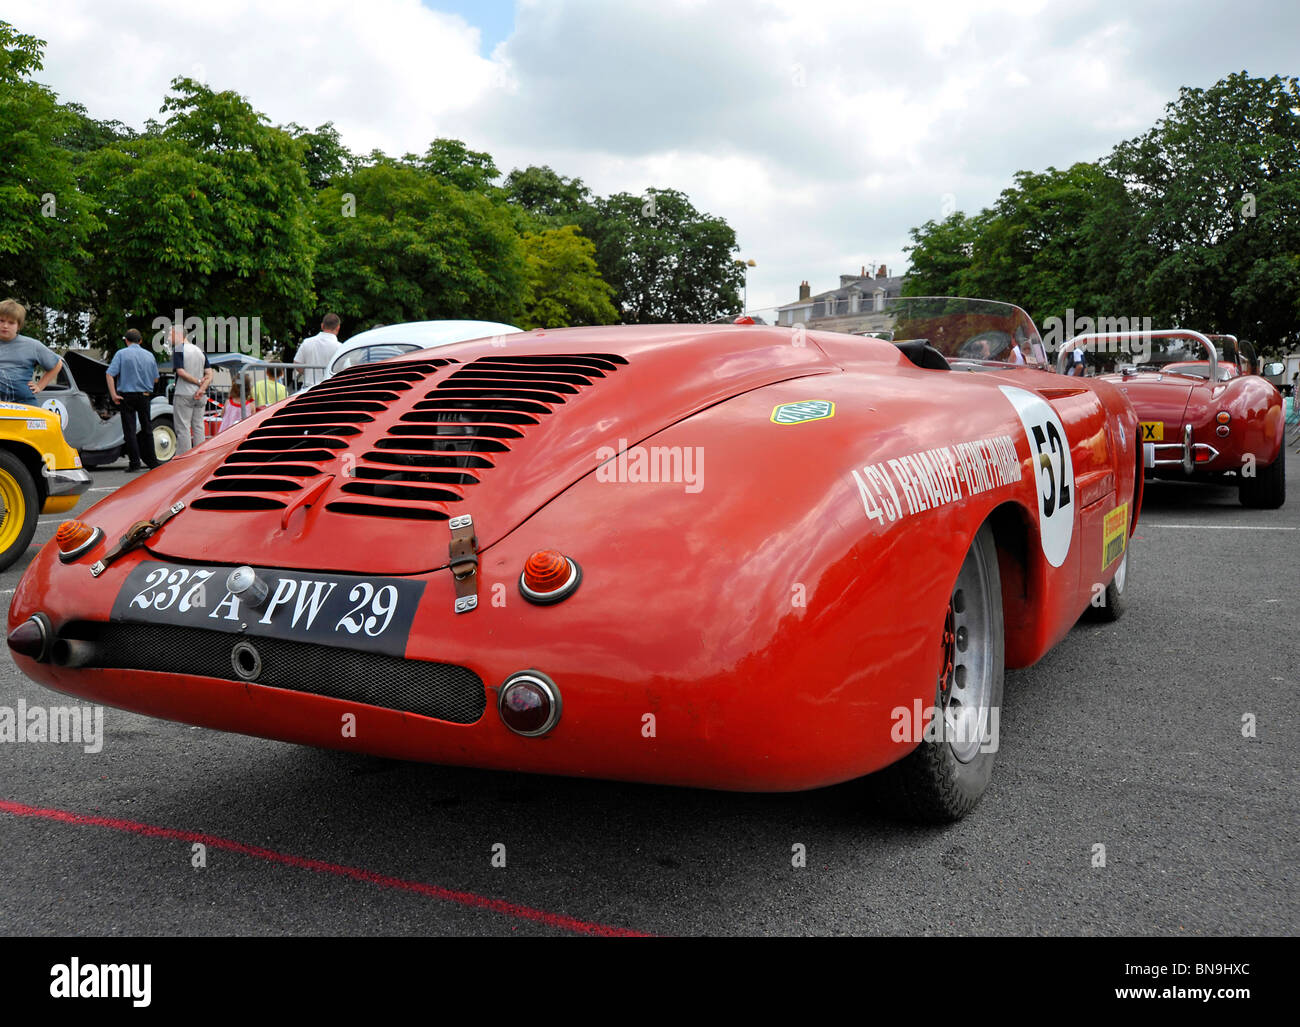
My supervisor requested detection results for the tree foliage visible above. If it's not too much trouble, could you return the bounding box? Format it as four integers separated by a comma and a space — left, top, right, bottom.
905, 72, 1300, 353
519, 226, 618, 329
586, 188, 743, 323
4, 22, 750, 346
79, 78, 319, 350
312, 161, 526, 330
0, 20, 99, 335
1107, 72, 1300, 349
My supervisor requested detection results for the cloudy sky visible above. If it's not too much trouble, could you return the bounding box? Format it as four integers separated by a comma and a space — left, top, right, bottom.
9, 0, 1299, 311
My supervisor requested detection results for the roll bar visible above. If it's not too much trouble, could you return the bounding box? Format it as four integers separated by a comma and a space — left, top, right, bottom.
1057, 329, 1220, 383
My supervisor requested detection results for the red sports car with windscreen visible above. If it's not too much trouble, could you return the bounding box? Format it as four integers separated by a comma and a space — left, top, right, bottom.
10, 298, 1140, 821
1061, 329, 1285, 508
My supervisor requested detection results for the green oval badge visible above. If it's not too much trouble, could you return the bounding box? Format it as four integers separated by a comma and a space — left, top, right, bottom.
771, 400, 835, 425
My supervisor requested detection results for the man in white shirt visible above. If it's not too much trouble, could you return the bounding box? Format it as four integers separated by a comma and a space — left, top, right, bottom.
294, 313, 343, 387
170, 325, 213, 454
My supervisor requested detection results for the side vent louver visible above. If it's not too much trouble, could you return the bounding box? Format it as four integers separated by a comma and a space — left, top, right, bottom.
192, 353, 628, 521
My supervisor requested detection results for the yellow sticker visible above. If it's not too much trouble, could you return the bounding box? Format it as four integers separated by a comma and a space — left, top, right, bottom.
1139, 421, 1163, 442
1103, 501, 1129, 568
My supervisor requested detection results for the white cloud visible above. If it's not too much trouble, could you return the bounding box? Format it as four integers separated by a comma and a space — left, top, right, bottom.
8, 0, 1297, 311
8, 0, 496, 154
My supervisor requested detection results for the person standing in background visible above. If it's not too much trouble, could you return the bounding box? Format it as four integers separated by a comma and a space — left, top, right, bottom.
294, 313, 343, 387
0, 298, 63, 404
106, 329, 160, 471
170, 325, 212, 454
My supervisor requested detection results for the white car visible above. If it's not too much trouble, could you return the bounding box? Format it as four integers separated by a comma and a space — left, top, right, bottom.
322, 320, 524, 379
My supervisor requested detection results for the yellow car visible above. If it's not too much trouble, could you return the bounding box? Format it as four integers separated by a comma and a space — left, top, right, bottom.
0, 401, 92, 571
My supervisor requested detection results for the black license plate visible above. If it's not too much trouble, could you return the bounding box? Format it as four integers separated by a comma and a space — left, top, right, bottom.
111, 562, 426, 658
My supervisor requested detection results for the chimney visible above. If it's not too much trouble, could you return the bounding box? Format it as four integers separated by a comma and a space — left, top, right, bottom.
798, 281, 810, 301
860, 265, 866, 278
876, 264, 887, 279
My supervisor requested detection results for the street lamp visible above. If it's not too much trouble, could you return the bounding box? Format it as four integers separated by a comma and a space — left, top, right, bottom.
736, 258, 756, 314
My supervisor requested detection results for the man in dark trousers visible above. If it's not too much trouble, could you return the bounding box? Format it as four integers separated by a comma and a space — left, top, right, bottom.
106, 329, 160, 471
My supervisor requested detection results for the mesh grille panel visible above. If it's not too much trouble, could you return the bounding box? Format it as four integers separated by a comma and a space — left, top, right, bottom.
60, 621, 486, 724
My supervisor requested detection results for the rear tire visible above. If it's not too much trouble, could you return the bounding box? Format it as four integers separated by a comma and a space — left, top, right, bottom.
1239, 446, 1285, 509
873, 523, 1005, 822
0, 451, 40, 572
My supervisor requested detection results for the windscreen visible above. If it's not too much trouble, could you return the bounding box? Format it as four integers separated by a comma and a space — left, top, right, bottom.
1077, 333, 1216, 376
723, 296, 1047, 368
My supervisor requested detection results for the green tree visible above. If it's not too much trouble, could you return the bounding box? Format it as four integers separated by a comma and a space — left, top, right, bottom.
964, 164, 1133, 327
587, 188, 743, 322
55, 101, 135, 153
904, 164, 1134, 331
416, 138, 501, 194
287, 121, 351, 190
0, 21, 99, 337
81, 77, 319, 351
902, 212, 983, 297
504, 165, 596, 226
1106, 72, 1300, 350
312, 160, 526, 331
518, 226, 619, 329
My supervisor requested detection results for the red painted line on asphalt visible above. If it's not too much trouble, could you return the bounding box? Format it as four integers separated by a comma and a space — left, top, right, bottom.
0, 798, 651, 937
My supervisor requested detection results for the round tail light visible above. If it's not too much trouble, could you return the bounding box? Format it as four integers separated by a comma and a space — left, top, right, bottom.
7, 613, 52, 661
56, 521, 103, 562
498, 671, 562, 736
519, 550, 581, 604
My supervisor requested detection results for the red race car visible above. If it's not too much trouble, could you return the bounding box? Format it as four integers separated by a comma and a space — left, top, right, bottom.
8, 298, 1141, 820
1063, 329, 1286, 508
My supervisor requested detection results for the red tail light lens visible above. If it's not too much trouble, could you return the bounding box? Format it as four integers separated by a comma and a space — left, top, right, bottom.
498, 672, 562, 736
519, 550, 581, 604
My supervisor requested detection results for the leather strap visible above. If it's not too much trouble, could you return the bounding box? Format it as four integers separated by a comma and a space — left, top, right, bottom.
448, 514, 478, 614
90, 501, 186, 577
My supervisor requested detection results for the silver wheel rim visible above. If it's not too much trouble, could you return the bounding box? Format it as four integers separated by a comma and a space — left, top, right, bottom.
153, 424, 177, 462
939, 538, 996, 764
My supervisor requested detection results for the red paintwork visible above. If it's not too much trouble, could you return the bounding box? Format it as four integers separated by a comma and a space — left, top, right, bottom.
1100, 350, 1284, 480
10, 323, 1140, 792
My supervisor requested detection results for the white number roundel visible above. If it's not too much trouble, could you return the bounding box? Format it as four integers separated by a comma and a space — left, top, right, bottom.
42, 398, 69, 430
998, 386, 1074, 568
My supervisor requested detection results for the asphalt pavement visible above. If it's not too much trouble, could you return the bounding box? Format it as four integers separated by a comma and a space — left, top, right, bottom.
1, 453, 1296, 936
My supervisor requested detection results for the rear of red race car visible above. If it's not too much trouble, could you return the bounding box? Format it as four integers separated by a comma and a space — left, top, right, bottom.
8, 310, 1139, 820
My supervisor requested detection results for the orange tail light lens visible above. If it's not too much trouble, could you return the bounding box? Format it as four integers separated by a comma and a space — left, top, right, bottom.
55, 521, 103, 562
56, 521, 92, 552
519, 550, 582, 604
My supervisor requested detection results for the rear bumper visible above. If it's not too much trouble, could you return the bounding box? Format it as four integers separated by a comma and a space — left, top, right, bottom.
1144, 424, 1220, 474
